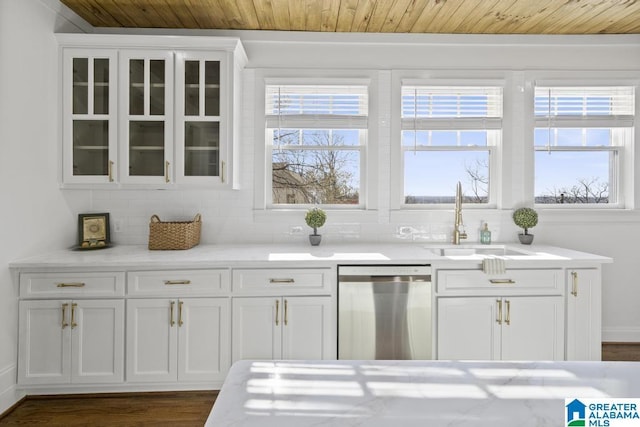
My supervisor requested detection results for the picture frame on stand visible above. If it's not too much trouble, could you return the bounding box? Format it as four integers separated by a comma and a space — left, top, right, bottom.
77, 212, 111, 249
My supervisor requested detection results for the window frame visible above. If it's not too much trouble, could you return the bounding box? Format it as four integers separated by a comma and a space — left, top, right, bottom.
254, 73, 376, 211
531, 81, 636, 209
394, 78, 505, 210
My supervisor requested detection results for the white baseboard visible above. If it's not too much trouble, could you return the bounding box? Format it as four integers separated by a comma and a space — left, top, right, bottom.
602, 327, 640, 343
0, 364, 25, 416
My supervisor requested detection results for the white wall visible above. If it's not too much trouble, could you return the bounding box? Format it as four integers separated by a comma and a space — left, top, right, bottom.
0, 0, 88, 413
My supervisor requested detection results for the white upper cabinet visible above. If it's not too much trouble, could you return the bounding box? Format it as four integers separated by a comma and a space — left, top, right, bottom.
62, 49, 118, 185
119, 50, 174, 185
58, 34, 246, 189
175, 52, 227, 185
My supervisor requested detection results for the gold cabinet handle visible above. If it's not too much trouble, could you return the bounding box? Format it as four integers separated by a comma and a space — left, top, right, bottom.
61, 303, 69, 329
489, 279, 516, 284
571, 271, 578, 297
56, 282, 86, 288
275, 299, 279, 326
284, 299, 288, 326
170, 301, 175, 327
505, 300, 511, 326
178, 300, 184, 327
221, 160, 225, 184
496, 299, 502, 325
269, 278, 295, 284
165, 160, 170, 183
164, 280, 191, 285
109, 160, 114, 182
71, 303, 78, 329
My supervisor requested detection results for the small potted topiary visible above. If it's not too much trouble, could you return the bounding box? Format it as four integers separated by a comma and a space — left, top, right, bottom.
513, 207, 538, 245
305, 208, 327, 246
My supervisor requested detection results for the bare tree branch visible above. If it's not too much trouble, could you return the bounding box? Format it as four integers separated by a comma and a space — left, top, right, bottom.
537, 177, 609, 204
464, 158, 489, 203
271, 131, 359, 204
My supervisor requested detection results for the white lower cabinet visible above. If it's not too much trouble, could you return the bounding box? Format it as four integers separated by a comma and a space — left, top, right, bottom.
15, 259, 603, 395
18, 299, 124, 385
566, 268, 602, 361
232, 296, 333, 361
437, 296, 564, 360
126, 298, 230, 383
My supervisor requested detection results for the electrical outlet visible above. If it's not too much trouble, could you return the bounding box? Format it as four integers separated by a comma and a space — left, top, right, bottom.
290, 226, 303, 235
113, 219, 123, 233
398, 226, 413, 235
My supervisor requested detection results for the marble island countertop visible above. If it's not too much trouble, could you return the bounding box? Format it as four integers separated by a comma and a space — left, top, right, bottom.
9, 242, 612, 270
206, 359, 640, 427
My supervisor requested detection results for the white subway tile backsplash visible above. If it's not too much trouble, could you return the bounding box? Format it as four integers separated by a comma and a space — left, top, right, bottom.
92, 198, 130, 210
73, 184, 522, 245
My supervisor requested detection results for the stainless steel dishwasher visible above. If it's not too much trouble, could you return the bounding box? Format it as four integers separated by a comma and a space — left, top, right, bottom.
338, 265, 432, 360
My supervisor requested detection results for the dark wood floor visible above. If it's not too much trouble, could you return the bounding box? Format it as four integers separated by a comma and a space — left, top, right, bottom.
602, 342, 640, 361
1, 343, 638, 425
0, 391, 218, 426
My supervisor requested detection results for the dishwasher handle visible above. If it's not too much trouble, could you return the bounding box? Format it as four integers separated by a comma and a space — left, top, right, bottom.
339, 275, 431, 283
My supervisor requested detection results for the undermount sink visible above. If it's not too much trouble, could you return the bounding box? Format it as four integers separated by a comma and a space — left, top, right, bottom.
424, 245, 531, 257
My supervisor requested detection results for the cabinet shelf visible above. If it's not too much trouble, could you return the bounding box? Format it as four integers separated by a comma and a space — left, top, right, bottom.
185, 146, 219, 151
185, 84, 220, 89
71, 115, 110, 120
130, 146, 164, 151
130, 83, 166, 89
75, 145, 109, 150
74, 82, 109, 87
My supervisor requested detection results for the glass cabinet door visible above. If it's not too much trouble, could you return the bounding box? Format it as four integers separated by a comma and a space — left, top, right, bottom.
120, 51, 174, 184
176, 53, 224, 183
63, 50, 117, 184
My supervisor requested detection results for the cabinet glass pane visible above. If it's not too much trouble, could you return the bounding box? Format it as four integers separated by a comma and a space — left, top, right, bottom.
73, 120, 108, 175
204, 61, 220, 116
129, 59, 144, 115
129, 121, 164, 176
93, 58, 109, 115
150, 60, 165, 116
185, 60, 199, 116
185, 122, 219, 176
73, 58, 88, 115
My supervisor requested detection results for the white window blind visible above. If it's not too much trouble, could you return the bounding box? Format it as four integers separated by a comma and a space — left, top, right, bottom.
401, 86, 503, 130
534, 86, 635, 127
266, 85, 368, 129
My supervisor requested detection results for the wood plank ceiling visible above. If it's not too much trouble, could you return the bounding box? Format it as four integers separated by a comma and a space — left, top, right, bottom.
60, 0, 640, 35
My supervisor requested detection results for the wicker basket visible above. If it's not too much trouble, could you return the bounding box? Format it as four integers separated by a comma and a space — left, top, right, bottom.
148, 214, 202, 250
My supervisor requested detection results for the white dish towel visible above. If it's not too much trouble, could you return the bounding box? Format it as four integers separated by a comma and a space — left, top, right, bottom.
482, 258, 506, 275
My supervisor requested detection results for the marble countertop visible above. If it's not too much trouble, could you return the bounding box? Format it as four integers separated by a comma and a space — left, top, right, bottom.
9, 243, 611, 270
206, 359, 640, 427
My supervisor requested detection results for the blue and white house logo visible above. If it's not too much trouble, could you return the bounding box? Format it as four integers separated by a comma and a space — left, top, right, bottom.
565, 398, 640, 427
567, 399, 587, 426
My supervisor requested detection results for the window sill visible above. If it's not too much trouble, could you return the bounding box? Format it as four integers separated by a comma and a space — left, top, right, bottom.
253, 208, 380, 224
